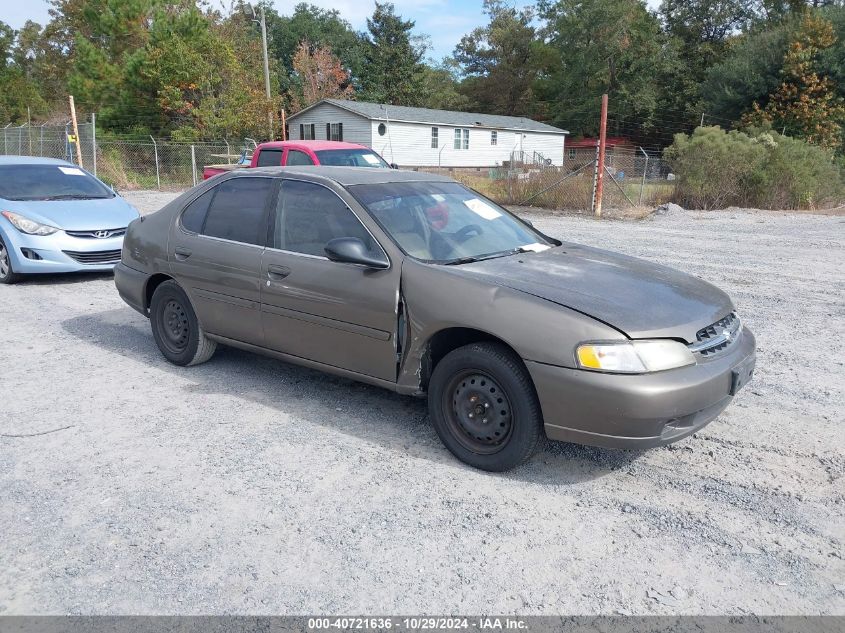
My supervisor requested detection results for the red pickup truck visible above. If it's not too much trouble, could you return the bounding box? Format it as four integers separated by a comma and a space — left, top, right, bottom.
202, 140, 393, 180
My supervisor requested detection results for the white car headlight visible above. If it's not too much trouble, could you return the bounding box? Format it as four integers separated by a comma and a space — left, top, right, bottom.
1, 210, 59, 236
576, 340, 695, 373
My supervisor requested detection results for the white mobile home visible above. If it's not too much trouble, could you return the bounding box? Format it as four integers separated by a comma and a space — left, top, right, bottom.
286, 99, 569, 168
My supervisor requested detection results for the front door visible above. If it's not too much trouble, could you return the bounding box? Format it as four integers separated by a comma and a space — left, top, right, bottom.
170, 176, 275, 345
260, 178, 400, 381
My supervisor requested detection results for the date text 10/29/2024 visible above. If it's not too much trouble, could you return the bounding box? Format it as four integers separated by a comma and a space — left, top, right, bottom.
308, 617, 528, 630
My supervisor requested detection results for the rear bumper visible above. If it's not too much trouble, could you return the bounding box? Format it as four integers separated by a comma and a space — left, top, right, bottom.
526, 328, 756, 449
114, 262, 149, 316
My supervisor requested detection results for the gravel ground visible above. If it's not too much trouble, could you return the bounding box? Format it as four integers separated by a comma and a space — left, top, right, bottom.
1, 190, 843, 616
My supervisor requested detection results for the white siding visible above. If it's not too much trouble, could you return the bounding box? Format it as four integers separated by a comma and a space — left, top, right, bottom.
287, 103, 566, 167
287, 103, 372, 146
370, 121, 565, 167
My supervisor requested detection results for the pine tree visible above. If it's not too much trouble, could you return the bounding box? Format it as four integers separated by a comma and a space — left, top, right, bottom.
359, 2, 426, 105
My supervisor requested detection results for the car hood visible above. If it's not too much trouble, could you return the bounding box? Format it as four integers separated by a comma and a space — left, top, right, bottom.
1, 196, 140, 231
447, 243, 734, 343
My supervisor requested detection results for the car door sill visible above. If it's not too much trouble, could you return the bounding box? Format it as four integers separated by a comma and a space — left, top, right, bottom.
205, 333, 415, 395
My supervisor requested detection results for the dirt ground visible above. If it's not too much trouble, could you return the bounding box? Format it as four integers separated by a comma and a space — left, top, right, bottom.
1, 191, 843, 615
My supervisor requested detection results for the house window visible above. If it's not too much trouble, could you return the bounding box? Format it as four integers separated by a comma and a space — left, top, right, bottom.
378, 123, 387, 136
299, 123, 315, 140
431, 127, 438, 148
326, 122, 343, 141
491, 130, 497, 146
454, 128, 469, 150
568, 148, 576, 160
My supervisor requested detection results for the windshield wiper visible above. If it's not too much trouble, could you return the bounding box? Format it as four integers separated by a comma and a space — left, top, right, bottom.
443, 248, 528, 266
41, 194, 111, 200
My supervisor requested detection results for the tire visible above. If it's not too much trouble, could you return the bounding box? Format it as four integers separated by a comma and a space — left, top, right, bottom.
428, 342, 543, 472
149, 280, 217, 366
0, 235, 22, 285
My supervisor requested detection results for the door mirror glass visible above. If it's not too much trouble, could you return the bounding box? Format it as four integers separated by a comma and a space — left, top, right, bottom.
325, 237, 389, 269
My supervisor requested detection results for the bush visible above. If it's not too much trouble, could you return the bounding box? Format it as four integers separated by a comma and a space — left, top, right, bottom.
664, 126, 844, 209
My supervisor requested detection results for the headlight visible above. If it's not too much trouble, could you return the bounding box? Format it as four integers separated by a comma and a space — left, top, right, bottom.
1, 211, 59, 236
576, 340, 695, 373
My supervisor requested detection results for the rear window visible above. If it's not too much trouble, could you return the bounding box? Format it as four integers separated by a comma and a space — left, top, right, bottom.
315, 149, 390, 168
0, 164, 114, 201
255, 149, 283, 167
188, 178, 274, 246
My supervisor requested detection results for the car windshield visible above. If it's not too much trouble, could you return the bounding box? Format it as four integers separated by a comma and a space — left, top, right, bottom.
315, 149, 391, 168
0, 164, 114, 201
350, 181, 553, 264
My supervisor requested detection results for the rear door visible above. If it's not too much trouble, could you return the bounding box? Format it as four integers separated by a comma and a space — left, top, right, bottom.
260, 178, 400, 381
170, 176, 275, 345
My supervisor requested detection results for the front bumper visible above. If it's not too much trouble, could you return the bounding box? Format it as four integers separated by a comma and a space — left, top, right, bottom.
526, 328, 756, 449
1, 226, 124, 274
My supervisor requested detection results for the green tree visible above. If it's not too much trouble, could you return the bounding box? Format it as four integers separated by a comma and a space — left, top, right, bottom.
0, 20, 48, 122
359, 2, 427, 105
0, 21, 14, 67
743, 12, 845, 149
418, 60, 471, 111
266, 3, 361, 74
454, 0, 545, 115
704, 6, 845, 125
659, 0, 753, 119
537, 0, 674, 137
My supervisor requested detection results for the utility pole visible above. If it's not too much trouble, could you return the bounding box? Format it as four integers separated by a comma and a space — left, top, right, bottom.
700, 112, 705, 127
591, 94, 608, 218
68, 95, 84, 168
247, 3, 274, 140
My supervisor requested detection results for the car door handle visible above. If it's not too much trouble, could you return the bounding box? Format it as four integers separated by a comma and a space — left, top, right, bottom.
267, 265, 291, 280
174, 247, 192, 261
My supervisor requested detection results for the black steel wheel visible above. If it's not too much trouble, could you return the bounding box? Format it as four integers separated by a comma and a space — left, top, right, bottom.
428, 342, 543, 471
0, 235, 22, 284
150, 280, 217, 366
160, 299, 191, 355
445, 371, 514, 455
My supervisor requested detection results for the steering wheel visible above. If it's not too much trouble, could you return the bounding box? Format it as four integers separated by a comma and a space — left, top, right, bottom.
454, 224, 484, 243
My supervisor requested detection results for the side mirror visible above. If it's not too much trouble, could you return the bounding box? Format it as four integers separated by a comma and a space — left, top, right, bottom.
523, 218, 534, 227
325, 237, 389, 269
390, 163, 400, 170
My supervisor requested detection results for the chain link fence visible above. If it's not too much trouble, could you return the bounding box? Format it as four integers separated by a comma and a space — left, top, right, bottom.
2, 122, 676, 212
0, 122, 239, 192
2, 120, 96, 168
417, 149, 676, 213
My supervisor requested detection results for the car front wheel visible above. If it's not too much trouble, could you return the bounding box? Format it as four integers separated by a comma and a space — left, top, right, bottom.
0, 235, 22, 284
428, 342, 543, 471
150, 280, 217, 366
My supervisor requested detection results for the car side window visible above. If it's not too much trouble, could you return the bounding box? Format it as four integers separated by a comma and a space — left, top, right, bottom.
285, 150, 314, 166
201, 177, 273, 246
274, 180, 378, 258
255, 149, 283, 167
180, 189, 214, 233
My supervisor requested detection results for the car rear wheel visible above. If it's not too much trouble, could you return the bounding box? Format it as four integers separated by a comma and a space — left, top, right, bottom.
0, 236, 22, 285
428, 342, 543, 471
150, 280, 217, 366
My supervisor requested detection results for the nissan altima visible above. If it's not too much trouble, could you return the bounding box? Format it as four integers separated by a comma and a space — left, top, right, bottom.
0, 156, 140, 284
114, 167, 756, 471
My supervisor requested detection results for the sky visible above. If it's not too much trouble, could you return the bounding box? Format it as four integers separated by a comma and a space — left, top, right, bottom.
0, 0, 663, 61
